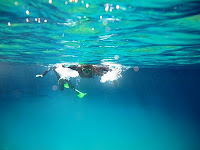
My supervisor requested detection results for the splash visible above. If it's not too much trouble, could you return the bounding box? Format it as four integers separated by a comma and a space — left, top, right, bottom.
100, 62, 123, 83
55, 65, 79, 80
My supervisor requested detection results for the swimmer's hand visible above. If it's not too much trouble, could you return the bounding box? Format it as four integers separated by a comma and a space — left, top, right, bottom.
36, 74, 43, 78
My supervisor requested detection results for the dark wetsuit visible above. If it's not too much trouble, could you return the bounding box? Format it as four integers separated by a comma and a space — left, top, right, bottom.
68, 65, 110, 78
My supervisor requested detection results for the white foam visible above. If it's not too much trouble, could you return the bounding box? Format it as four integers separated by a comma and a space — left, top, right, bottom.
100, 62, 122, 83
100, 69, 121, 83
55, 67, 79, 80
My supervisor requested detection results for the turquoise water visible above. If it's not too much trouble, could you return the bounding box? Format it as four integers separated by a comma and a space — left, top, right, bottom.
0, 0, 200, 66
0, 0, 200, 150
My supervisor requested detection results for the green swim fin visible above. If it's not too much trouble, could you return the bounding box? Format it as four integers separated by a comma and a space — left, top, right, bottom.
64, 82, 69, 88
64, 82, 86, 98
75, 89, 87, 98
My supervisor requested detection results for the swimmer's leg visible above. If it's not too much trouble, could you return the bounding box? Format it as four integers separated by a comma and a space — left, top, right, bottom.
66, 80, 75, 90
58, 78, 65, 91
59, 79, 74, 91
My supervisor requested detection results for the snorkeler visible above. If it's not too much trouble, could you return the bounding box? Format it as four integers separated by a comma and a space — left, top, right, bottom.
36, 63, 122, 98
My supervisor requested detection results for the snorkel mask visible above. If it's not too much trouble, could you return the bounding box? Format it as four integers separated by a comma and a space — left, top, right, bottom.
81, 66, 94, 77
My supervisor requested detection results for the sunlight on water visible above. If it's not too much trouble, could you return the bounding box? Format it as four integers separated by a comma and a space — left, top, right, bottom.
0, 0, 199, 66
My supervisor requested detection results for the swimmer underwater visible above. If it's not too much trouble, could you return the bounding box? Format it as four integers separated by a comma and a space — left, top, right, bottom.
36, 63, 122, 98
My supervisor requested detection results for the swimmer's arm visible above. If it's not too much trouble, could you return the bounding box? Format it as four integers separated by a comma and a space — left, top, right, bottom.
96, 65, 110, 71
68, 65, 79, 71
36, 67, 54, 78
94, 65, 110, 76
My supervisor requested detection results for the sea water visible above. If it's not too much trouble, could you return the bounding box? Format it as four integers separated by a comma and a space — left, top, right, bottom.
0, 0, 200, 150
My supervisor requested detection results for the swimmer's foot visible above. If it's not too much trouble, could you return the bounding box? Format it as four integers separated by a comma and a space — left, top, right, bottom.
75, 89, 87, 98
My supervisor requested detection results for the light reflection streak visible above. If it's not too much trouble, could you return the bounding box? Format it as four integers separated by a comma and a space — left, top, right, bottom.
58, 18, 77, 26
104, 4, 124, 12
100, 18, 120, 26
61, 55, 77, 57
105, 6, 109, 12
69, 0, 79, 3
61, 40, 79, 43
99, 46, 116, 48
99, 34, 114, 40
116, 5, 120, 9
86, 3, 89, 8
114, 55, 119, 60
26, 10, 29, 15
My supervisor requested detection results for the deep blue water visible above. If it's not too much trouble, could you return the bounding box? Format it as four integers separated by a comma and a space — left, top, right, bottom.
0, 62, 200, 150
